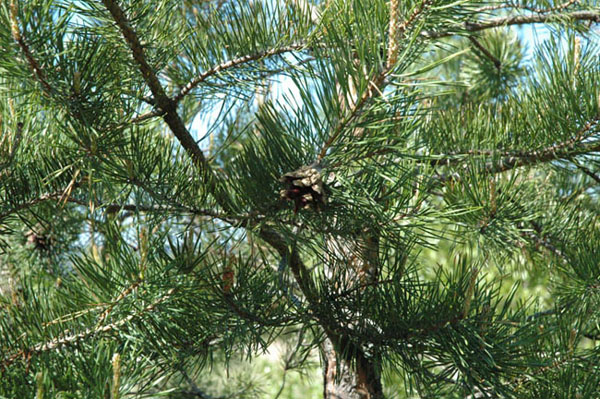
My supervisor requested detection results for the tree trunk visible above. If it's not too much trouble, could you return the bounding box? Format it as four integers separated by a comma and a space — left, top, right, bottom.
322, 337, 383, 399
322, 227, 382, 399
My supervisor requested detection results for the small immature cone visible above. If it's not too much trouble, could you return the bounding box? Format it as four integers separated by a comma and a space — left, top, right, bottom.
222, 265, 234, 294
387, 0, 399, 69
35, 371, 44, 399
111, 352, 121, 399
10, 0, 20, 41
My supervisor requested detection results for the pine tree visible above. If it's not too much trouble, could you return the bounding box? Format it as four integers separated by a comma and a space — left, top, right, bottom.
2, 0, 600, 398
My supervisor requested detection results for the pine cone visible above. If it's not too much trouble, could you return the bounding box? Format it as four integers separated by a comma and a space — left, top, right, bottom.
25, 229, 53, 252
279, 163, 327, 213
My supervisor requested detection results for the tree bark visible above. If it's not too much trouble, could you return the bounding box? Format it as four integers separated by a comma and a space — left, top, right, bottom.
322, 337, 383, 399
322, 228, 382, 399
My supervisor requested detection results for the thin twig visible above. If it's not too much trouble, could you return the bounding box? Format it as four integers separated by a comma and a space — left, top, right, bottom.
273, 329, 307, 399
433, 140, 600, 183
0, 186, 258, 227
356, 115, 599, 171
174, 44, 307, 104
573, 160, 600, 184
468, 36, 501, 71
317, 0, 431, 160
9, 0, 53, 94
475, 0, 578, 14
0, 122, 23, 173
128, 109, 164, 124
424, 10, 599, 39
482, 140, 600, 175
433, 115, 600, 181
521, 230, 568, 263
0, 192, 63, 221
1, 289, 175, 372
96, 280, 143, 326
222, 292, 294, 327
330, 278, 395, 299
21, 281, 142, 350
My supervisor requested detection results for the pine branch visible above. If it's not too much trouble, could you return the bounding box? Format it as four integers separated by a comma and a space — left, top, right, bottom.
221, 293, 294, 327
9, 0, 53, 95
0, 191, 63, 221
173, 44, 307, 104
128, 109, 163, 125
468, 36, 501, 71
317, 0, 432, 160
101, 2, 319, 329
0, 188, 256, 227
572, 160, 600, 184
475, 0, 578, 14
357, 119, 600, 186
521, 229, 568, 263
258, 228, 317, 306
0, 122, 23, 174
425, 10, 600, 39
430, 138, 600, 187
481, 140, 600, 175
511, 353, 585, 391
1, 288, 175, 373
120, 46, 310, 127
432, 115, 600, 180
101, 0, 210, 176
95, 280, 143, 326
21, 281, 143, 346
330, 278, 395, 300
427, 139, 599, 170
